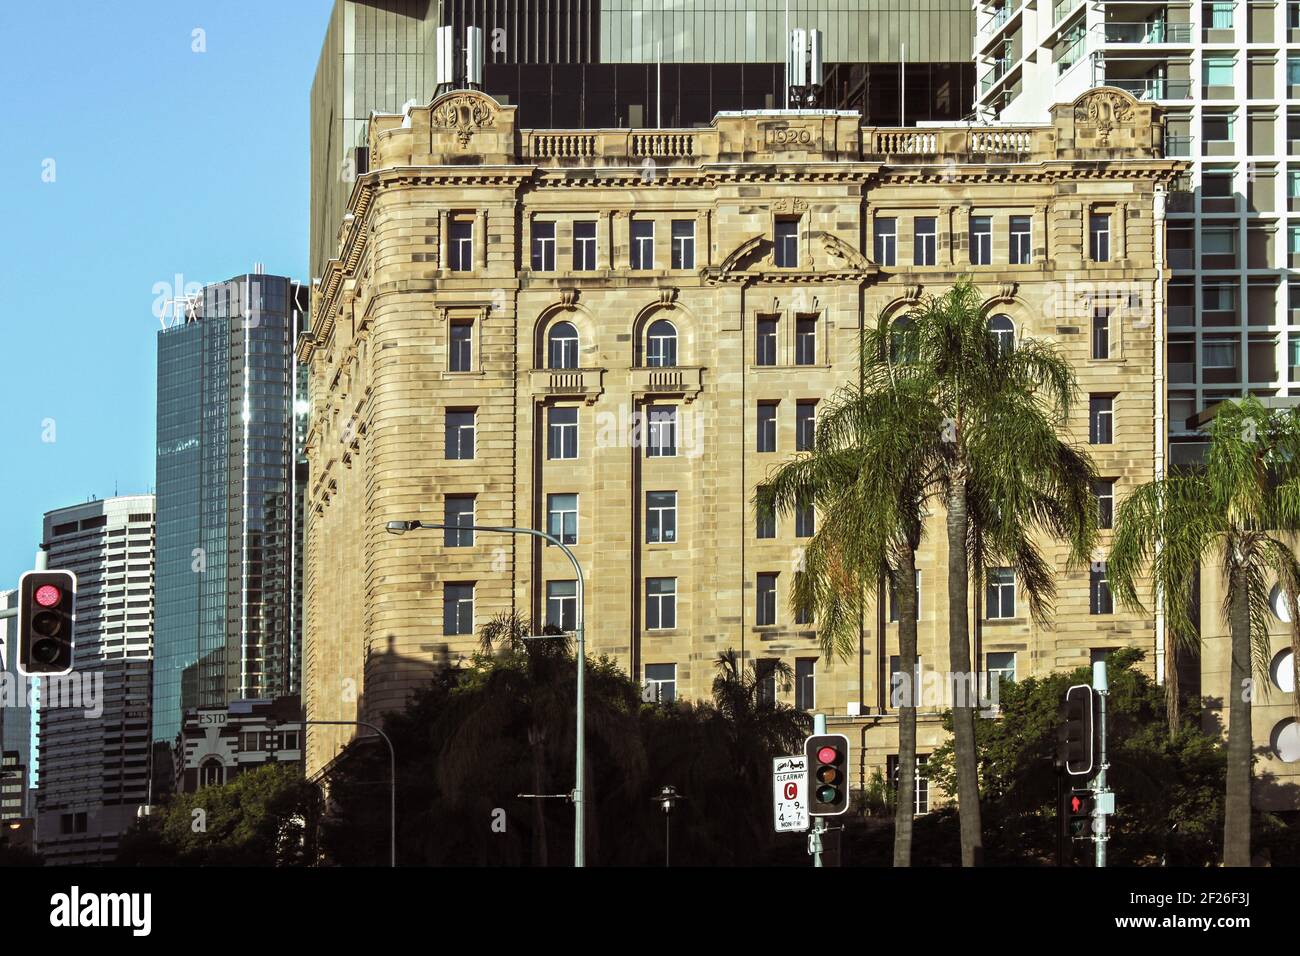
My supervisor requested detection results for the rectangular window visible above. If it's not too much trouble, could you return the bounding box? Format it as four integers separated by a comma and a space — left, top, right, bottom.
444, 495, 474, 547
757, 573, 778, 626
671, 220, 695, 270
631, 220, 655, 269
796, 400, 817, 451
1209, 2, 1233, 28
1202, 337, 1238, 369
1090, 213, 1111, 262
888, 754, 930, 815
531, 221, 556, 271
1089, 396, 1114, 444
756, 659, 778, 705
446, 409, 476, 460
646, 577, 677, 629
757, 317, 778, 366
1290, 56, 1300, 85
646, 491, 677, 543
645, 405, 677, 457
443, 582, 474, 635
775, 218, 799, 267
449, 218, 474, 271
795, 317, 817, 366
795, 658, 816, 710
914, 216, 937, 266
986, 651, 1017, 690
644, 663, 677, 703
874, 217, 898, 266
757, 401, 778, 452
548, 406, 579, 459
1203, 114, 1235, 143
573, 221, 597, 270
546, 580, 578, 632
1203, 57, 1235, 87
449, 320, 473, 372
795, 495, 815, 538
1090, 563, 1114, 615
888, 569, 922, 623
1092, 308, 1111, 360
970, 216, 993, 265
1009, 215, 1032, 265
794, 571, 813, 625
985, 568, 1016, 619
547, 493, 578, 545
1290, 1, 1300, 29
1094, 480, 1115, 530
756, 487, 776, 539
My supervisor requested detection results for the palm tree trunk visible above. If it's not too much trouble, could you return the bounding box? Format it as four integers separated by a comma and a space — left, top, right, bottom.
893, 547, 918, 867
1223, 568, 1252, 867
1165, 633, 1180, 739
946, 476, 984, 866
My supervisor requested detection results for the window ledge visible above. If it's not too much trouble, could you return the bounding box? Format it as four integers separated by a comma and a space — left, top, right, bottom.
983, 617, 1027, 626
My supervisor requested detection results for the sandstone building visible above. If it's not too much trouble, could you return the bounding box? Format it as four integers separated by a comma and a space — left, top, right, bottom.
298, 85, 1180, 781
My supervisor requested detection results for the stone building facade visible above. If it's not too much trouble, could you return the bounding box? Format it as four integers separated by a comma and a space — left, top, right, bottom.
298, 85, 1181, 780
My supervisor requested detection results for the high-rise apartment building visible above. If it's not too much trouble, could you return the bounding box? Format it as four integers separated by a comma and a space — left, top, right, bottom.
974, 0, 1300, 462
0, 590, 33, 799
35, 496, 154, 865
153, 272, 308, 792
310, 0, 977, 279
297, 83, 1177, 776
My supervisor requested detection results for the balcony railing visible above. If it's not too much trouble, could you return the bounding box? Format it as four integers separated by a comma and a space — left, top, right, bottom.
1106, 77, 1192, 100
1054, 0, 1082, 25
1163, 133, 1193, 156
982, 4, 1013, 39
1056, 36, 1087, 74
980, 58, 1012, 93
1103, 20, 1192, 43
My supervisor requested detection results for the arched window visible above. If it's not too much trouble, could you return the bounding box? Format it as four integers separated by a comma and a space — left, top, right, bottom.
547, 321, 579, 369
645, 319, 678, 367
988, 314, 1015, 355
199, 758, 224, 789
889, 315, 918, 364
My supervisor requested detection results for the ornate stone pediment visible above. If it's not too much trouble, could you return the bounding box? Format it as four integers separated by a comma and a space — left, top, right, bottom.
816, 231, 870, 272
1072, 88, 1136, 147
430, 89, 501, 148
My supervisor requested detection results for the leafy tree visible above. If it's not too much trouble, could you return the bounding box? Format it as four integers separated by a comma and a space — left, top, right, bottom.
1108, 396, 1300, 865
117, 763, 321, 866
924, 649, 1227, 866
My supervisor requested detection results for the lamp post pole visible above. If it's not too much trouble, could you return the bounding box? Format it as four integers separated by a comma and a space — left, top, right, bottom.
297, 718, 396, 867
386, 519, 587, 867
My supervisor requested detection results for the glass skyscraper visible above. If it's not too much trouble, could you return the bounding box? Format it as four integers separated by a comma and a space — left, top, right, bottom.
153, 271, 307, 792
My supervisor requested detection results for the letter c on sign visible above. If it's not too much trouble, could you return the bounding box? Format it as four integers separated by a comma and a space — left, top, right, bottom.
784, 782, 798, 800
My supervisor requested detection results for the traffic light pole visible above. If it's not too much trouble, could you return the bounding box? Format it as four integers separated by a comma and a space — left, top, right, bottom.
385, 520, 587, 867
1092, 661, 1110, 868
810, 713, 826, 868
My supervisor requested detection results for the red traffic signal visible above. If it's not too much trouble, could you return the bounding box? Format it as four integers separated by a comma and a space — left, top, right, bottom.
18, 570, 76, 675
805, 733, 850, 817
1065, 788, 1093, 840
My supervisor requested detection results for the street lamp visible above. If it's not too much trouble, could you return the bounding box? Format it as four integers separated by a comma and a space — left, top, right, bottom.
654, 785, 683, 866
277, 716, 396, 867
385, 518, 588, 867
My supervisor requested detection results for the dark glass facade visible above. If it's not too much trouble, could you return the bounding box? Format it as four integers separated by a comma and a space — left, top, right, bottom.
153, 274, 307, 791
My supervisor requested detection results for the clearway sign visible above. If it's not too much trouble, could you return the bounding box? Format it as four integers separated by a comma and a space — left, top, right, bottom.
773, 754, 809, 833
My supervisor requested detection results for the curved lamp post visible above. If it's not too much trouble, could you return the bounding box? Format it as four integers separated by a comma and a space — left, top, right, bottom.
386, 519, 587, 868
297, 718, 396, 867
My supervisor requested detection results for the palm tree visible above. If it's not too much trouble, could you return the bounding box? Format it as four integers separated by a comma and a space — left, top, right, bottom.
900, 281, 1097, 866
757, 346, 940, 866
1108, 396, 1300, 866
760, 279, 1096, 866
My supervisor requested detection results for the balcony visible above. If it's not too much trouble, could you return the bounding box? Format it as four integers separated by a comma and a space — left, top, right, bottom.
1056, 36, 1087, 75
1103, 20, 1193, 44
980, 58, 1012, 93
1163, 133, 1193, 157
1054, 0, 1083, 25
1105, 77, 1192, 100
630, 366, 705, 403
982, 3, 1014, 40
528, 367, 605, 405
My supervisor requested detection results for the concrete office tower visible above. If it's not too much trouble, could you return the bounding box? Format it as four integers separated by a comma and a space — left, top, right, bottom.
153, 272, 309, 793
973, 1, 1300, 460
297, 85, 1177, 778
35, 496, 154, 865
309, 1, 978, 280
0, 589, 34, 817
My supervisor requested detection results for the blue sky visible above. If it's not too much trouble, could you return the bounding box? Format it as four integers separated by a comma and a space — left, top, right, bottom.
0, 1, 331, 585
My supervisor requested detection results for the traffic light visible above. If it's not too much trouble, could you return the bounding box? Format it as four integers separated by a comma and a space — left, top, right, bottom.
1065, 788, 1092, 840
1056, 684, 1096, 778
17, 570, 76, 675
805, 733, 850, 816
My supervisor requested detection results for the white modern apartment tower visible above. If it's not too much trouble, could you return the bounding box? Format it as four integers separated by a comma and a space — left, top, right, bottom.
974, 0, 1300, 459
35, 495, 155, 865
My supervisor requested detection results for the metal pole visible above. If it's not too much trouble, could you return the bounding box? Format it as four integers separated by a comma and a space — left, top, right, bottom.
397, 520, 586, 867
1092, 661, 1109, 868
811, 712, 826, 867
303, 719, 396, 867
